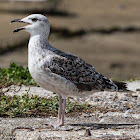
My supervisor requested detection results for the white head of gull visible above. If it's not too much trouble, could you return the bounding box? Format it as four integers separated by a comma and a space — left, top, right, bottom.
11, 14, 128, 127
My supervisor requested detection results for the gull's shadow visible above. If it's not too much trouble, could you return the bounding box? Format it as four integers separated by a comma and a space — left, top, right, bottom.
69, 123, 137, 129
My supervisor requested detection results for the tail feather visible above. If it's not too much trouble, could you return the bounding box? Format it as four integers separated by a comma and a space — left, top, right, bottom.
113, 81, 129, 92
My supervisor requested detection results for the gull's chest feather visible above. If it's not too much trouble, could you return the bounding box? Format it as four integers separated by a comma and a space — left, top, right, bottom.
27, 38, 74, 95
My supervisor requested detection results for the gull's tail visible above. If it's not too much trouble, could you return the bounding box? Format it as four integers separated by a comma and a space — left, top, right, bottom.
113, 81, 129, 92
113, 80, 140, 92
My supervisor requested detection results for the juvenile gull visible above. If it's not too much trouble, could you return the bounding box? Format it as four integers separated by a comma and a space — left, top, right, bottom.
11, 14, 128, 127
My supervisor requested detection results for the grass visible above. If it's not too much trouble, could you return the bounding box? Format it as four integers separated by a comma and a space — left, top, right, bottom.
0, 63, 139, 117
0, 94, 95, 117
0, 63, 37, 88
0, 63, 95, 117
0, 94, 58, 117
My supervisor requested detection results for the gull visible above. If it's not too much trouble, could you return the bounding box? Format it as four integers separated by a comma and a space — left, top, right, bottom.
11, 14, 128, 127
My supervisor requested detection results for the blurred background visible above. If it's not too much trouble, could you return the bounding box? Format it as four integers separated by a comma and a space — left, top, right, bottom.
0, 0, 140, 80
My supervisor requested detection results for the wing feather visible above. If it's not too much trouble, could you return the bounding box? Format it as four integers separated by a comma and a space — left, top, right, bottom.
47, 53, 117, 91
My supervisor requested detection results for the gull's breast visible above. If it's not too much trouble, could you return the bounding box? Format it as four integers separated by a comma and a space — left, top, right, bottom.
28, 53, 78, 96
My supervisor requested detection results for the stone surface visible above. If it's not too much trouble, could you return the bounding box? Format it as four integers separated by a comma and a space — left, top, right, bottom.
0, 81, 140, 139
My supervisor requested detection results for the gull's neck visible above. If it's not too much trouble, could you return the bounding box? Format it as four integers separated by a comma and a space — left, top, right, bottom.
30, 32, 49, 46
28, 33, 50, 71
28, 31, 58, 58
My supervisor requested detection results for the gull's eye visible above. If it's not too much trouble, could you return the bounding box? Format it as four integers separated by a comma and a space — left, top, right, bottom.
31, 18, 38, 22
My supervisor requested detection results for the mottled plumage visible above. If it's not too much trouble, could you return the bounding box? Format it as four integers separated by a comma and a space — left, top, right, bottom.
11, 14, 128, 127
46, 50, 118, 92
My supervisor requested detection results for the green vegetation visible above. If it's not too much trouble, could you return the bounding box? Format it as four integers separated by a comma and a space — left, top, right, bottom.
0, 94, 95, 117
0, 63, 95, 117
0, 63, 37, 88
1, 63, 137, 117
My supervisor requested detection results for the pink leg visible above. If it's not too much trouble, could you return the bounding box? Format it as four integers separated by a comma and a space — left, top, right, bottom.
45, 95, 66, 128
57, 96, 66, 126
54, 95, 66, 127
61, 98, 66, 124
57, 95, 62, 122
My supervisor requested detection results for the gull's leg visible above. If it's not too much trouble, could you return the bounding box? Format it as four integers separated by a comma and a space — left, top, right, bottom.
56, 95, 62, 123
54, 96, 66, 127
61, 98, 66, 125
44, 95, 66, 128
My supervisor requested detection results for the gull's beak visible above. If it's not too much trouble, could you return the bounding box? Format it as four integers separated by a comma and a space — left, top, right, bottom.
11, 19, 30, 33
11, 19, 21, 23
